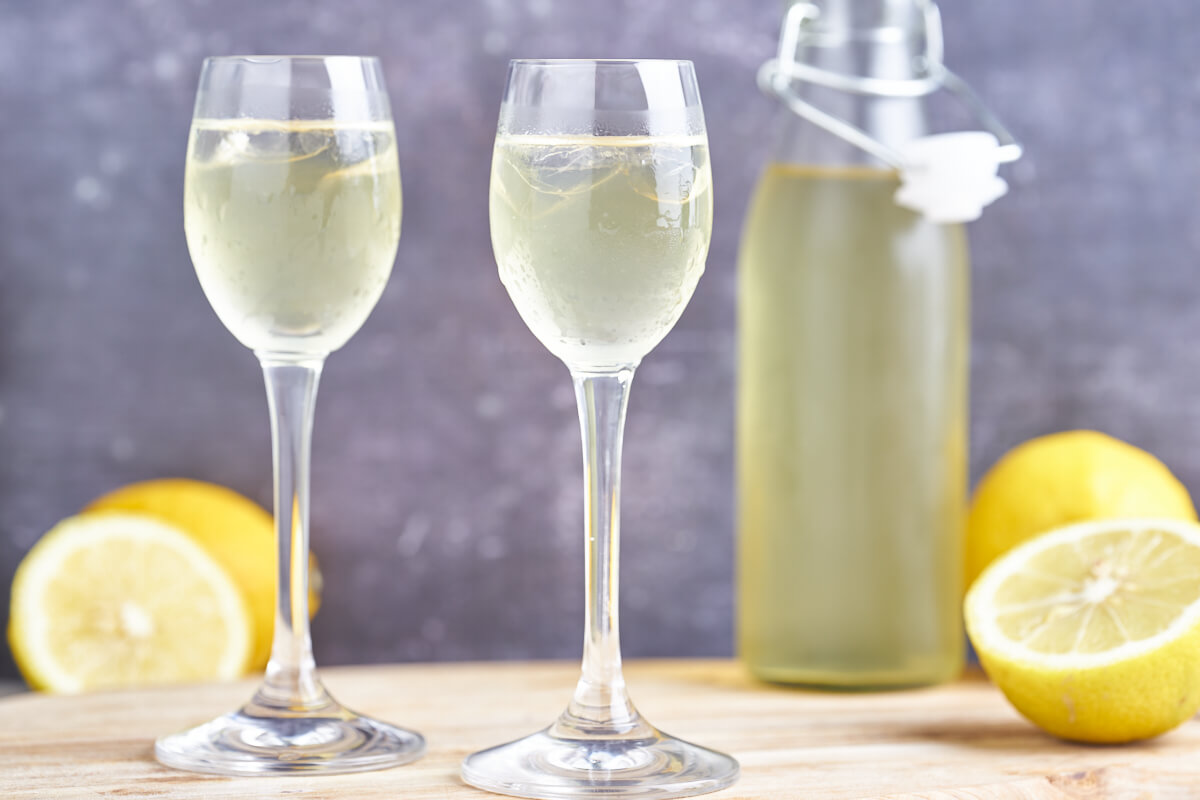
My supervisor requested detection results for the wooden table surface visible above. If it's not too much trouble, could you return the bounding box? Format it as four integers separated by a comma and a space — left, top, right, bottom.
2, 659, 1197, 799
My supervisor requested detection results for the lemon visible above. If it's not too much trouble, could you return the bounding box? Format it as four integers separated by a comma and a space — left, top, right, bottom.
85, 478, 322, 671
966, 431, 1196, 590
965, 517, 1200, 743
8, 512, 253, 692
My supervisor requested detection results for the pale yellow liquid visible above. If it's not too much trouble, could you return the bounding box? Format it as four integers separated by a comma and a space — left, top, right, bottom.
490, 135, 712, 369
184, 119, 401, 355
738, 164, 969, 687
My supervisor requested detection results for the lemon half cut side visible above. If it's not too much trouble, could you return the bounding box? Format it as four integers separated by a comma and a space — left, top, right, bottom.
9, 512, 253, 693
966, 517, 1200, 743
85, 478, 322, 672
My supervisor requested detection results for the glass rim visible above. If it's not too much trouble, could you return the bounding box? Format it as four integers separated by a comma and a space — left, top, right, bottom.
201, 55, 382, 64
508, 58, 695, 67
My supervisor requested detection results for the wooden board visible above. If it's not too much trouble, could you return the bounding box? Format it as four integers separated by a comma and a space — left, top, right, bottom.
1, 660, 1197, 799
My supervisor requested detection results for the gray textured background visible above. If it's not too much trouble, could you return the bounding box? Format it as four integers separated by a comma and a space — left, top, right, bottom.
1, 0, 1198, 682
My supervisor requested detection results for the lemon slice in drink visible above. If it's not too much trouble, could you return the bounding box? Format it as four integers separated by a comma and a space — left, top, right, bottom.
966, 518, 1200, 743
8, 512, 253, 692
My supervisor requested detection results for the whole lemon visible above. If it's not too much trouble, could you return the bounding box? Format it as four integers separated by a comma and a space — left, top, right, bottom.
966, 431, 1196, 591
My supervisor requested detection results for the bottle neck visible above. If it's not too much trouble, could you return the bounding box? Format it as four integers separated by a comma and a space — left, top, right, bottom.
793, 0, 929, 67
772, 0, 930, 166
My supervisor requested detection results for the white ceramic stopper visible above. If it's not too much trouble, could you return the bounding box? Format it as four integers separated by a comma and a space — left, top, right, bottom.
894, 131, 1008, 223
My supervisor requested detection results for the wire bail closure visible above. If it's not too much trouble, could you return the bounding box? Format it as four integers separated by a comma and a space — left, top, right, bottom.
758, 0, 1022, 170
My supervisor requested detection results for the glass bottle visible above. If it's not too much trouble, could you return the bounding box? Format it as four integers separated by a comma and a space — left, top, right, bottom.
737, 0, 1016, 687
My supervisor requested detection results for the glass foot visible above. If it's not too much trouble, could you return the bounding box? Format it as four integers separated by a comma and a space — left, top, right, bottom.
462, 725, 739, 799
156, 704, 425, 776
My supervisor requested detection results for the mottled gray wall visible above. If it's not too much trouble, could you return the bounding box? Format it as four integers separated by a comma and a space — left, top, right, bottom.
1, 0, 1198, 682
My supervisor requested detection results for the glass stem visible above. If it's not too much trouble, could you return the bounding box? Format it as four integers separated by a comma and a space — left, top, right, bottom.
557, 367, 649, 738
254, 355, 331, 713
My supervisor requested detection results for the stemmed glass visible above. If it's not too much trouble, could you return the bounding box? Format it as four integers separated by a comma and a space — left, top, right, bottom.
155, 56, 424, 776
462, 60, 739, 799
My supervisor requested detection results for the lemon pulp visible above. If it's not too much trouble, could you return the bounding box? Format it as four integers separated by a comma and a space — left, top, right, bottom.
9, 512, 253, 692
86, 478, 322, 671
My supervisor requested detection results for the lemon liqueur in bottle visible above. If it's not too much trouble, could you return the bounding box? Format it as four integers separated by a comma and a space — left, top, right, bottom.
738, 0, 1013, 687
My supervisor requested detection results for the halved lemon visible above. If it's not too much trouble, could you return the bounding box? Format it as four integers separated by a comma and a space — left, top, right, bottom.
85, 478, 322, 671
966, 518, 1200, 743
8, 512, 253, 692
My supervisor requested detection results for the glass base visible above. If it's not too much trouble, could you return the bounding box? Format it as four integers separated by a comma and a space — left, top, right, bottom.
156, 704, 425, 776
462, 725, 739, 800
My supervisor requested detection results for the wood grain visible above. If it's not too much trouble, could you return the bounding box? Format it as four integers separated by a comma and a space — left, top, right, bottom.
1, 660, 1195, 799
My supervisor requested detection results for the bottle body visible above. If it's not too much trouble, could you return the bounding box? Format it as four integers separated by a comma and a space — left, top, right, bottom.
736, 13, 971, 686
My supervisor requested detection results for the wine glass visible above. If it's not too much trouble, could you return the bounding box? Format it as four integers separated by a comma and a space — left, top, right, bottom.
461, 59, 739, 799
155, 56, 424, 776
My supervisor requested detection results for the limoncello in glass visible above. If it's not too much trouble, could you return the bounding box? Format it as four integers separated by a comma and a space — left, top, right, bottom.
738, 0, 973, 687
490, 134, 711, 369
185, 119, 401, 356
464, 60, 739, 798
160, 55, 425, 778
